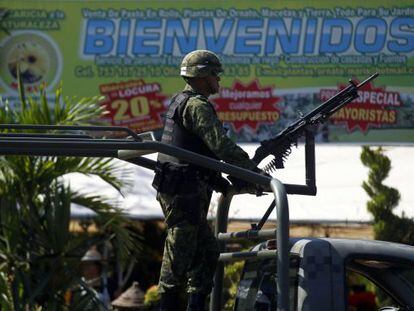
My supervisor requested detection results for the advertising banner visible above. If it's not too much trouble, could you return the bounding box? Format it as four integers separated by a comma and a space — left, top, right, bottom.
1, 1, 414, 143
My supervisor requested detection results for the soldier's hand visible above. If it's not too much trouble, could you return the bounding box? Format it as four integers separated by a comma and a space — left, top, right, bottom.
229, 168, 271, 196
213, 175, 231, 195
253, 168, 272, 195
227, 175, 248, 192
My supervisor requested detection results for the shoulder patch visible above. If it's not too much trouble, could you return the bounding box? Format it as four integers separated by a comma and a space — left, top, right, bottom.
186, 95, 209, 107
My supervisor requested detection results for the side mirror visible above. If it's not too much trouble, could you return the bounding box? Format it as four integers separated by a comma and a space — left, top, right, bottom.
379, 307, 400, 311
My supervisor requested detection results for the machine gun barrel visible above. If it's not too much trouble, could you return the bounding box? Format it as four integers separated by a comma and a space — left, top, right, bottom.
252, 73, 379, 170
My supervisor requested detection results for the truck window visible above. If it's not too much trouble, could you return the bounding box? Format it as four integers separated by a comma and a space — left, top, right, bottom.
347, 258, 414, 310
347, 270, 389, 311
234, 256, 299, 311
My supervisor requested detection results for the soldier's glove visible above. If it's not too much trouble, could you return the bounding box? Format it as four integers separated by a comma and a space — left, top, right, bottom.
229, 168, 271, 196
211, 174, 231, 196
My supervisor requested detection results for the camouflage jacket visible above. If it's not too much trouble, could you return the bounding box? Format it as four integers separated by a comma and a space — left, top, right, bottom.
180, 84, 257, 171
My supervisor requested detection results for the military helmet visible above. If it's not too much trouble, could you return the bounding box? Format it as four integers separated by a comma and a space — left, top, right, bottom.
180, 50, 223, 78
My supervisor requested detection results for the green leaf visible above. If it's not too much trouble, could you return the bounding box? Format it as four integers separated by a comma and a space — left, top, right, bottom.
40, 83, 52, 124
360, 146, 412, 244
0, 80, 142, 308
16, 65, 27, 111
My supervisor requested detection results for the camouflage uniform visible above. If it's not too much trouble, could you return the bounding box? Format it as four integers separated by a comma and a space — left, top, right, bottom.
157, 85, 257, 295
154, 50, 258, 302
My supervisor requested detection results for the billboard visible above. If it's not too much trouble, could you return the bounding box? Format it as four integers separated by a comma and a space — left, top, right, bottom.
1, 1, 414, 143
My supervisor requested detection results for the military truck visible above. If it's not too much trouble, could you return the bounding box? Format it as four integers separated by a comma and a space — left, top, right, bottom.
2, 124, 413, 311
218, 235, 414, 311
2, 73, 411, 311
207, 144, 414, 311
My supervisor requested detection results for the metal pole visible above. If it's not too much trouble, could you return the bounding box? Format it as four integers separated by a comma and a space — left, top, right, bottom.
218, 229, 277, 241
271, 179, 289, 311
305, 130, 316, 193
123, 156, 157, 171
0, 140, 271, 187
0, 138, 316, 195
255, 200, 276, 230
0, 124, 141, 140
210, 190, 235, 311
219, 250, 277, 262
0, 147, 117, 158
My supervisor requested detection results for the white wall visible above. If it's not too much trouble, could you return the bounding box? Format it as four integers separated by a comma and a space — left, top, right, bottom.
68, 145, 414, 223
225, 145, 414, 222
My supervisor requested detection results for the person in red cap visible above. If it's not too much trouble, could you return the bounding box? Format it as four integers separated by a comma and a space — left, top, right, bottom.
348, 284, 377, 311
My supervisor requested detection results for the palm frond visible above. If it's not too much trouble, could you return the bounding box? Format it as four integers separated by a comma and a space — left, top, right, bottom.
59, 95, 106, 125
59, 157, 125, 193
16, 66, 27, 111
70, 276, 106, 311
71, 193, 143, 266
39, 83, 52, 124
0, 10, 10, 36
0, 78, 144, 309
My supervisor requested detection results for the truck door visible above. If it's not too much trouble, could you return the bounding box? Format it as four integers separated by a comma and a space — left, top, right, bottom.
293, 238, 345, 311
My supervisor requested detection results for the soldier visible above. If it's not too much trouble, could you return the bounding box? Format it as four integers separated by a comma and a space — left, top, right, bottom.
152, 50, 264, 311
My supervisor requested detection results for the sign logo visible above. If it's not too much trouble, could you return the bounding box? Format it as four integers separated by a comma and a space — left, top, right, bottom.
320, 81, 400, 132
212, 80, 282, 133
99, 79, 168, 133
0, 31, 62, 93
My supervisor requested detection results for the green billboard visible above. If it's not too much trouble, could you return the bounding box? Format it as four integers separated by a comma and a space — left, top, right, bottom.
1, 0, 414, 142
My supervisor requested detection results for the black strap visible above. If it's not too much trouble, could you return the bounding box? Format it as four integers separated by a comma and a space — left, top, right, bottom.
166, 93, 190, 119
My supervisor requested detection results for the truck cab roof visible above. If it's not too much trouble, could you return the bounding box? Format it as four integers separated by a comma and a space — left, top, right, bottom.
237, 237, 414, 311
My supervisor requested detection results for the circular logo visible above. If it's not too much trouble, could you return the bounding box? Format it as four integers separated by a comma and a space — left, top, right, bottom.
0, 31, 62, 93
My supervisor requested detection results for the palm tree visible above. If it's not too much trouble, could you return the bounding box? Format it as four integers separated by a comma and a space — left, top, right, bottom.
0, 78, 142, 310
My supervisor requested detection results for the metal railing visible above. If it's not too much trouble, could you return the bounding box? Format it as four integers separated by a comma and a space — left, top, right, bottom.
210, 179, 290, 311
0, 124, 318, 311
210, 129, 318, 311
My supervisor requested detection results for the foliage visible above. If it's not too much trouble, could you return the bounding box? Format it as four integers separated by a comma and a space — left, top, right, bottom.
0, 9, 10, 35
0, 77, 142, 310
223, 261, 244, 311
360, 146, 414, 244
144, 285, 160, 308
